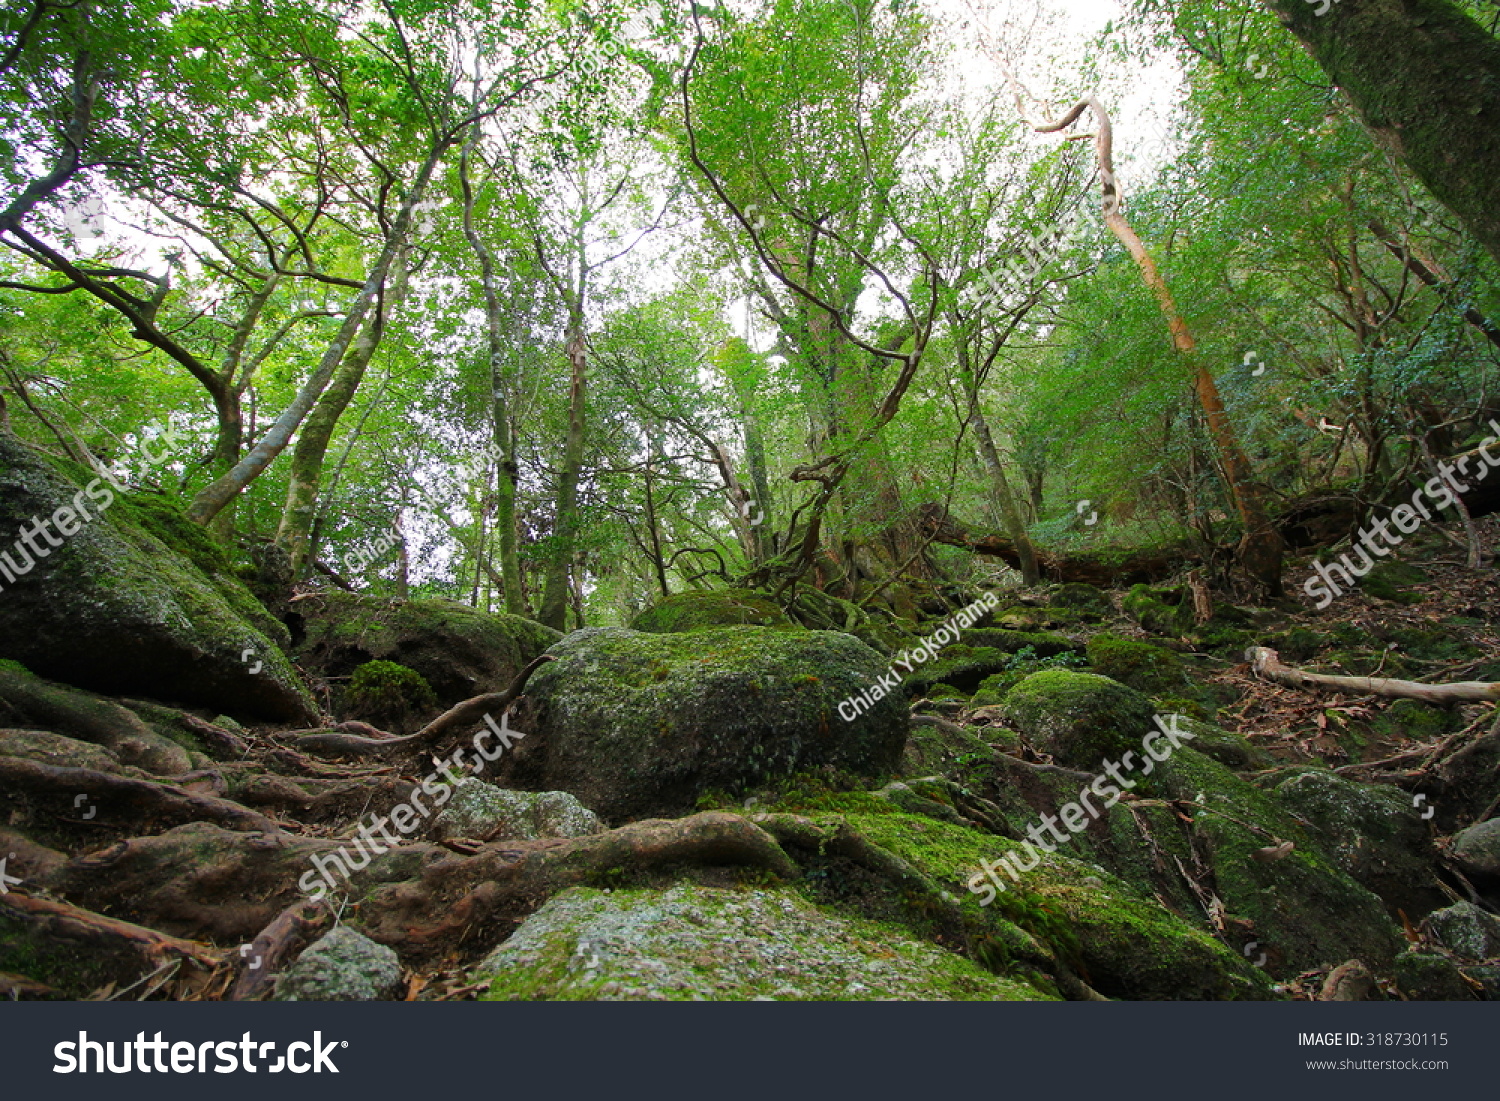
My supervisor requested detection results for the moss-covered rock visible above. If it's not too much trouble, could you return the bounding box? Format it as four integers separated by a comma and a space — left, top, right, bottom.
630, 587, 797, 633
1369, 698, 1454, 743
1051, 582, 1111, 615
1269, 627, 1329, 663
429, 782, 603, 841
1421, 902, 1500, 960
999, 670, 1158, 769
1085, 633, 1188, 695
1272, 768, 1444, 919
507, 626, 909, 821
1122, 584, 1191, 637
1169, 716, 1271, 771
829, 810, 1272, 1000
340, 660, 437, 735
958, 629, 1079, 657
273, 927, 403, 1001
477, 881, 1048, 1000
291, 591, 560, 705
1140, 749, 1404, 972
1393, 949, 1474, 1000
0, 434, 314, 721
907, 632, 1082, 698
1449, 818, 1500, 881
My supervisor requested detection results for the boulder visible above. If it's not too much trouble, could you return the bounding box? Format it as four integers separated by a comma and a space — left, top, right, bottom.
430, 782, 603, 841
0, 435, 314, 721
827, 806, 1272, 1000
290, 591, 560, 705
274, 927, 402, 1001
1450, 818, 1500, 881
505, 626, 909, 821
1393, 949, 1475, 1000
998, 670, 1157, 769
477, 882, 1047, 1001
629, 588, 796, 633
1273, 768, 1444, 918
1421, 901, 1500, 959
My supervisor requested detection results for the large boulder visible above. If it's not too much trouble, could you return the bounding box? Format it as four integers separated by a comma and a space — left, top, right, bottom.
629, 588, 797, 633
477, 882, 1047, 1001
1273, 768, 1444, 919
1449, 818, 1500, 882
974, 670, 1404, 975
505, 626, 909, 821
999, 670, 1157, 768
290, 591, 560, 705
0, 435, 314, 721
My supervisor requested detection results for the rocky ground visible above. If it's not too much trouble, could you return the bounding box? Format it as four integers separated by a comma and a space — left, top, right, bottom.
3, 437, 1500, 1001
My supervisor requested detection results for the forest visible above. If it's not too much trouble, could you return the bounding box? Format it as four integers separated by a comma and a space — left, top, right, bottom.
3, 0, 1500, 1004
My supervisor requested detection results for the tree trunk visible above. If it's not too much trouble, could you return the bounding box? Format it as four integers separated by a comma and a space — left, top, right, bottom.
186, 151, 444, 525
276, 263, 402, 576
460, 134, 526, 615
1025, 94, 1284, 595
1262, 0, 1500, 267
538, 323, 588, 631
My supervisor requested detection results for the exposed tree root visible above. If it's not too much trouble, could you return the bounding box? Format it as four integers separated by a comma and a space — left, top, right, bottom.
1247, 646, 1500, 704
229, 899, 333, 1001
0, 890, 223, 968
0, 756, 290, 835
284, 656, 554, 757
356, 811, 798, 957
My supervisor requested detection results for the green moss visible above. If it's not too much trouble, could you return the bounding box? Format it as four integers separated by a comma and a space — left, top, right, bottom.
1143, 748, 1403, 971
1051, 583, 1111, 614
630, 588, 798, 633
0, 658, 31, 677
0, 913, 124, 998
999, 670, 1157, 768
1360, 561, 1428, 604
341, 659, 437, 733
959, 628, 1079, 657
1123, 584, 1191, 637
1370, 698, 1454, 742
1270, 627, 1329, 662
828, 810, 1269, 1000
480, 882, 1047, 1001
1085, 633, 1187, 695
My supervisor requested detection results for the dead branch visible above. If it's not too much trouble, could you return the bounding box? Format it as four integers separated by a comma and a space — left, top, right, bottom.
1246, 646, 1500, 704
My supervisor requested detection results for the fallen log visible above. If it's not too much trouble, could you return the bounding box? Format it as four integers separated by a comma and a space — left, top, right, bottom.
1246, 646, 1500, 704
914, 503, 1188, 584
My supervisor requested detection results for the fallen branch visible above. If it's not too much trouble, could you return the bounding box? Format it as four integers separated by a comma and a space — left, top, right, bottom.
1246, 647, 1500, 705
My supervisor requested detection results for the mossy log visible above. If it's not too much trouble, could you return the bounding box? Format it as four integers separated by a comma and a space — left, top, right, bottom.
914, 504, 1186, 584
